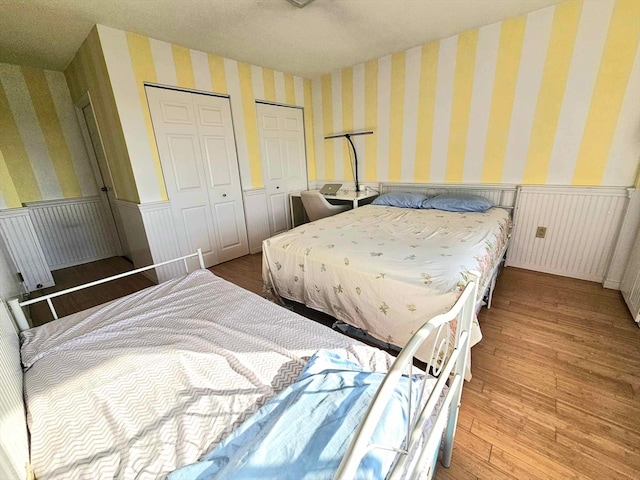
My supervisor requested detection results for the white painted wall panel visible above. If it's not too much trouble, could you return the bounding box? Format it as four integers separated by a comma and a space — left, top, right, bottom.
138, 201, 184, 282
243, 188, 271, 254
26, 197, 120, 270
507, 186, 628, 282
0, 208, 54, 292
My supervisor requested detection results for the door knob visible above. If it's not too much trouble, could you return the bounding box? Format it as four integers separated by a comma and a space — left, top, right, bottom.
100, 186, 110, 192
276, 186, 280, 189
222, 193, 227, 197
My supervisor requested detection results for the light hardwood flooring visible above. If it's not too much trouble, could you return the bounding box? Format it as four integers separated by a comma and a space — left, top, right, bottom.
29, 254, 640, 479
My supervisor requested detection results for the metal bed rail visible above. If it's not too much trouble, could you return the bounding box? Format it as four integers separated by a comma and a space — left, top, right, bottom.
335, 272, 479, 480
8, 249, 205, 332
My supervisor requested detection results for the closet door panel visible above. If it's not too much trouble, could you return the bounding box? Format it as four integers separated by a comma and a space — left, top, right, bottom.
181, 206, 216, 257
214, 202, 242, 249
193, 92, 249, 263
146, 86, 220, 267
257, 103, 307, 236
203, 136, 232, 187
269, 193, 289, 234
146, 86, 248, 267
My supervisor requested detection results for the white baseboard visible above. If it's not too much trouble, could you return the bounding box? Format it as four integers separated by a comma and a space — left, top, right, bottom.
603, 280, 621, 290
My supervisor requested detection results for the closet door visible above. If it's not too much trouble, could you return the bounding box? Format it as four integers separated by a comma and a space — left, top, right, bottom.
192, 94, 249, 262
257, 103, 307, 235
146, 86, 248, 267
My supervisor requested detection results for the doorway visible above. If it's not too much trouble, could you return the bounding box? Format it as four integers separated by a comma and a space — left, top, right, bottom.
75, 94, 126, 258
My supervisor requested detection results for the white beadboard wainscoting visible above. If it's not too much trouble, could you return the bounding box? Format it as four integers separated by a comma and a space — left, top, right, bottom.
621, 230, 640, 325
506, 186, 630, 282
138, 201, 184, 282
604, 188, 639, 289
243, 188, 272, 254
0, 208, 54, 292
25, 197, 120, 270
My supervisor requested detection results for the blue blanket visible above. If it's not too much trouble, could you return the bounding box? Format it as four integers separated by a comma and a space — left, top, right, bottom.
169, 350, 423, 480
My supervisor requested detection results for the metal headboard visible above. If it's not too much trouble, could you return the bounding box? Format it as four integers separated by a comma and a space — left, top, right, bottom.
380, 183, 519, 211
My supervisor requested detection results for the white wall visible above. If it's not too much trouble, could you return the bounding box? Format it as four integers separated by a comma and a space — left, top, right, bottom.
0, 237, 22, 301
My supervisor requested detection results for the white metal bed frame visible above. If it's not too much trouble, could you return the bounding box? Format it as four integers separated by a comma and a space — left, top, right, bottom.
8, 249, 205, 332
337, 272, 478, 479
3, 249, 477, 480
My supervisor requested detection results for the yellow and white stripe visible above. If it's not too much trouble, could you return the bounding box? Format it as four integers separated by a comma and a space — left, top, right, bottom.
0, 148, 21, 209
545, 0, 612, 185
462, 22, 501, 183
0, 63, 98, 206
603, 44, 640, 186
501, 6, 553, 184
376, 54, 392, 181
65, 27, 138, 202
399, 46, 421, 183
83, 25, 314, 202
430, 36, 457, 183
331, 69, 344, 180
481, 15, 526, 183
351, 63, 365, 183
303, 79, 316, 181
311, 0, 640, 187
311, 76, 325, 180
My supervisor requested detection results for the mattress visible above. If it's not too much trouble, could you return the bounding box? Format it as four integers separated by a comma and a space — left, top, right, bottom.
262, 205, 511, 367
21, 269, 393, 480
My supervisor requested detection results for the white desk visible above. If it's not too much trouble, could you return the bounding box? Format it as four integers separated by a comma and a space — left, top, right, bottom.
290, 189, 378, 228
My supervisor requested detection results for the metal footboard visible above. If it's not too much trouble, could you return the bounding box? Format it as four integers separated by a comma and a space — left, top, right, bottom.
8, 249, 205, 331
335, 272, 479, 480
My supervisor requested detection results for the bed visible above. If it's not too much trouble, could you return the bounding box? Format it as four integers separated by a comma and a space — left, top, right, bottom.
262, 183, 516, 377
1, 249, 478, 480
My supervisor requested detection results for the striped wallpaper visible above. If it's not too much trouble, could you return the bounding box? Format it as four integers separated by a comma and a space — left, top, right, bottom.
66, 27, 139, 203
312, 0, 640, 187
0, 63, 99, 209
91, 25, 315, 203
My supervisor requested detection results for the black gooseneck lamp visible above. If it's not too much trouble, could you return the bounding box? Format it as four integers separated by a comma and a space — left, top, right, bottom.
324, 130, 373, 192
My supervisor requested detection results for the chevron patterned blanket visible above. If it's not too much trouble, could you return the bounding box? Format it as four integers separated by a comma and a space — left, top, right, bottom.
21, 269, 393, 480
170, 348, 436, 480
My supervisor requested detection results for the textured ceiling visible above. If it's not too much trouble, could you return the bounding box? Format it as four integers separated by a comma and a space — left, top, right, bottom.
0, 0, 559, 77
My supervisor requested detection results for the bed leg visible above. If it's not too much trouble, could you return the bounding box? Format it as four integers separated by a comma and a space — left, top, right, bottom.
441, 387, 461, 468
487, 274, 497, 309
8, 298, 30, 332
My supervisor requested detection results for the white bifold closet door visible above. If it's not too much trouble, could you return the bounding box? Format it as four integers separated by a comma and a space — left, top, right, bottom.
257, 103, 307, 235
146, 86, 249, 267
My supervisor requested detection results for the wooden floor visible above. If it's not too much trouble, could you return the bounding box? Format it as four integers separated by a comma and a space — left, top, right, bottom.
30, 254, 640, 479
29, 256, 154, 327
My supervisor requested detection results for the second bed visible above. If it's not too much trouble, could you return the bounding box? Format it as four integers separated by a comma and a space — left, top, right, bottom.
263, 187, 513, 375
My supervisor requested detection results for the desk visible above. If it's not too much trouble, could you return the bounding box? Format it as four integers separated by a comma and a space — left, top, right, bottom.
290, 189, 378, 228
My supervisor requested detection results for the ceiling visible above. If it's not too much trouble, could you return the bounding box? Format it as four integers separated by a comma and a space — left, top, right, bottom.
0, 0, 559, 78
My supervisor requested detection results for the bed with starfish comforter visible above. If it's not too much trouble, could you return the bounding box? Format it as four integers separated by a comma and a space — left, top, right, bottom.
262, 204, 511, 372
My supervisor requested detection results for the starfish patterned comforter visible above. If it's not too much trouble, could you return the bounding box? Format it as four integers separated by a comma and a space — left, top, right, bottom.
262, 204, 511, 368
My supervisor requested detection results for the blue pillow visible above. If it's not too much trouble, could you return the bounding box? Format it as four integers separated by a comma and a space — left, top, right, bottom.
371, 192, 428, 208
422, 194, 493, 212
